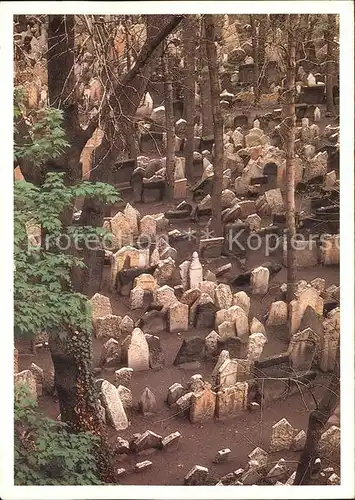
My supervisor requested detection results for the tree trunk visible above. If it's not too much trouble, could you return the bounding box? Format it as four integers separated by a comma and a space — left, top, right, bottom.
281, 15, 298, 307
257, 15, 268, 90
250, 15, 260, 104
182, 15, 197, 183
162, 45, 175, 200
294, 345, 340, 484
326, 14, 337, 116
49, 328, 115, 483
200, 20, 214, 138
204, 15, 224, 237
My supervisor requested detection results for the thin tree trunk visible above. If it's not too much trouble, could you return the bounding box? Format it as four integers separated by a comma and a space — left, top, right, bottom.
257, 15, 268, 91
200, 20, 214, 138
162, 45, 175, 199
204, 15, 224, 237
281, 15, 298, 306
250, 15, 260, 105
294, 345, 340, 484
326, 14, 337, 116
182, 15, 197, 183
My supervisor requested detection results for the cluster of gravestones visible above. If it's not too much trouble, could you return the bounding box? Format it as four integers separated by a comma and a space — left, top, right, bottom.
78, 244, 340, 431
184, 417, 340, 485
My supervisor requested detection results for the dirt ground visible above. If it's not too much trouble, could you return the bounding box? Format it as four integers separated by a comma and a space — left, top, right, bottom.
17, 192, 340, 485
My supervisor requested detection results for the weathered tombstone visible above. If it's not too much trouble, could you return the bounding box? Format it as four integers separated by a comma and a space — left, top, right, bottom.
199, 237, 224, 258
250, 317, 266, 335
319, 308, 339, 372
130, 286, 145, 309
205, 330, 221, 355
161, 431, 182, 450
189, 387, 217, 423
247, 332, 267, 362
138, 387, 157, 415
90, 293, 112, 320
184, 465, 209, 485
100, 380, 128, 430
233, 291, 250, 315
134, 273, 158, 292
168, 301, 189, 332
110, 212, 133, 249
317, 425, 340, 462
14, 370, 37, 401
217, 359, 239, 388
218, 321, 236, 340
250, 266, 269, 295
215, 382, 248, 418
101, 338, 121, 367
127, 328, 150, 371
269, 418, 295, 452
115, 367, 133, 388
117, 385, 133, 409
124, 202, 140, 235
94, 315, 122, 340
155, 285, 178, 308
287, 327, 319, 373
266, 301, 288, 327
119, 315, 135, 337
215, 284, 233, 309
167, 382, 186, 406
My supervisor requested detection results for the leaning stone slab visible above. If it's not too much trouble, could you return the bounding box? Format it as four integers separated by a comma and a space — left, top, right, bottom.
100, 380, 128, 431
184, 465, 209, 485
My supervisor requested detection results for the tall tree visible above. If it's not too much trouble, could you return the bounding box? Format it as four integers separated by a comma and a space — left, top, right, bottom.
162, 42, 175, 200
325, 14, 337, 116
182, 15, 197, 183
281, 15, 298, 307
204, 14, 224, 237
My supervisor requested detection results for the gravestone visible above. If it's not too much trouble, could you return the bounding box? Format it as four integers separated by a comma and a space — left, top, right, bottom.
100, 380, 128, 430
215, 382, 248, 418
127, 328, 150, 371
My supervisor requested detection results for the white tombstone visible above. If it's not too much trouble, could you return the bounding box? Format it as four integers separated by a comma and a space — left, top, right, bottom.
253, 119, 260, 129
101, 380, 129, 430
189, 252, 203, 289
250, 266, 269, 295
307, 73, 316, 86
314, 107, 321, 122
127, 328, 150, 371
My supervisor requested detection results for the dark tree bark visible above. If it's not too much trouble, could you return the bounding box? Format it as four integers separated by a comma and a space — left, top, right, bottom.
325, 14, 337, 116
204, 14, 224, 237
162, 44, 175, 200
281, 15, 298, 308
182, 15, 197, 183
200, 20, 214, 138
49, 328, 115, 483
294, 345, 340, 484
